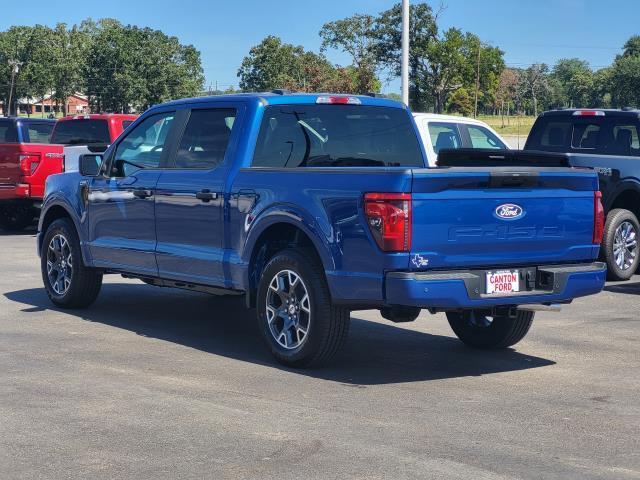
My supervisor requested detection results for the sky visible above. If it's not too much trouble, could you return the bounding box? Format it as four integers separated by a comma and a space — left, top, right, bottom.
2, 0, 638, 93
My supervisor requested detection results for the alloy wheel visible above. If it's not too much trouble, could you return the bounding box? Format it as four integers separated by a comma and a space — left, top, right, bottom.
46, 234, 73, 295
265, 269, 311, 350
613, 221, 638, 271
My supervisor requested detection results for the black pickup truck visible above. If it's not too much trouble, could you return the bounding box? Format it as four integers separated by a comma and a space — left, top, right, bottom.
525, 109, 639, 280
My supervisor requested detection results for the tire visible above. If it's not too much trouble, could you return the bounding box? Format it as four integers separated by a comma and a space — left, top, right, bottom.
256, 248, 350, 367
602, 209, 639, 281
0, 205, 36, 231
41, 218, 103, 308
446, 309, 534, 349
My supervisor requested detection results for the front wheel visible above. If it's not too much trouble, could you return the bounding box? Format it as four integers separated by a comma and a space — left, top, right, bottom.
0, 205, 36, 231
602, 209, 639, 281
446, 309, 534, 349
41, 218, 103, 308
256, 248, 350, 367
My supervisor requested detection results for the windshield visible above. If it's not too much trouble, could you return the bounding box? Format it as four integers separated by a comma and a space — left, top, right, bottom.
252, 105, 424, 168
51, 119, 110, 145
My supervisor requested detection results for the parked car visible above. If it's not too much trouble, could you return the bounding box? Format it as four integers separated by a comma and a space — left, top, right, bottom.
51, 114, 137, 172
0, 114, 136, 231
0, 117, 58, 230
525, 109, 640, 280
38, 93, 606, 367
413, 113, 509, 166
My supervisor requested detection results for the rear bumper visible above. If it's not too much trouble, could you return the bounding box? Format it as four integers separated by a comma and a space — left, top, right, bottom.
385, 262, 606, 309
0, 183, 31, 200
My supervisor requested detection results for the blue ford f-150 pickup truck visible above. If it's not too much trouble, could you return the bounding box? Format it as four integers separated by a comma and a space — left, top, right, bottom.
37, 92, 607, 367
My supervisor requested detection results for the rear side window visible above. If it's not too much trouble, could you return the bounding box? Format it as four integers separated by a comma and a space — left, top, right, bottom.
51, 120, 110, 145
609, 124, 640, 156
173, 108, 236, 169
24, 123, 54, 144
252, 105, 424, 168
427, 122, 462, 154
0, 121, 18, 143
122, 120, 133, 130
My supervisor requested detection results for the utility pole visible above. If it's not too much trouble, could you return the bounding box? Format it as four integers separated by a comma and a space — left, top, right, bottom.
401, 0, 409, 107
474, 42, 481, 118
7, 60, 22, 117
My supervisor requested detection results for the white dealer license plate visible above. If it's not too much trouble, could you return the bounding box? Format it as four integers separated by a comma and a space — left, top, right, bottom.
486, 270, 520, 294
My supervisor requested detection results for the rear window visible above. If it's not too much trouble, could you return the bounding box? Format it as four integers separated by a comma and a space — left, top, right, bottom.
526, 116, 640, 156
50, 119, 110, 145
0, 121, 18, 143
24, 123, 54, 144
252, 105, 424, 168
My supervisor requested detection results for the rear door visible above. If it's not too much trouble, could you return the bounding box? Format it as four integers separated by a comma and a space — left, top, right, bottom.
87, 110, 179, 276
154, 105, 241, 286
410, 167, 597, 270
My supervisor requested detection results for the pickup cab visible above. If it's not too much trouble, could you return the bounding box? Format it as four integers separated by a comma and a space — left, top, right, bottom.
0, 114, 135, 231
413, 112, 509, 166
37, 93, 606, 367
0, 117, 58, 230
525, 109, 640, 280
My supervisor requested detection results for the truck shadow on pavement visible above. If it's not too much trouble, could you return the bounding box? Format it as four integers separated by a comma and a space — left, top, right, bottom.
604, 281, 640, 296
5, 282, 555, 385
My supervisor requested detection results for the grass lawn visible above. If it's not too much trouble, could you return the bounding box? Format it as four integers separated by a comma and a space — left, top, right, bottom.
478, 115, 537, 137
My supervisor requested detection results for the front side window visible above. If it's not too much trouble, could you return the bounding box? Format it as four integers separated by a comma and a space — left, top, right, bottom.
112, 112, 175, 176
24, 123, 54, 144
51, 120, 110, 145
428, 122, 462, 154
253, 105, 424, 168
173, 108, 236, 169
465, 125, 507, 149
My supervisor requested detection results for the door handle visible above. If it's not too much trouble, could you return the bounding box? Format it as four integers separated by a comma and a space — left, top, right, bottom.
196, 189, 217, 202
132, 188, 153, 199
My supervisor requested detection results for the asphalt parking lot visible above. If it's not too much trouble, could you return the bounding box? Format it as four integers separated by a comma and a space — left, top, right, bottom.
1, 229, 638, 480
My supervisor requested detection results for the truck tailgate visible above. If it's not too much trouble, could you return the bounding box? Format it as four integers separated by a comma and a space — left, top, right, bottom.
410, 167, 599, 269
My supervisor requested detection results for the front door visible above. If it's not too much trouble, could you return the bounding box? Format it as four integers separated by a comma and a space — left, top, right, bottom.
154, 106, 240, 286
87, 111, 177, 276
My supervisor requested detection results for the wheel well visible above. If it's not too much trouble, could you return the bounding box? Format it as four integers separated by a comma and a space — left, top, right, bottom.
246, 223, 325, 308
39, 206, 72, 250
610, 190, 640, 220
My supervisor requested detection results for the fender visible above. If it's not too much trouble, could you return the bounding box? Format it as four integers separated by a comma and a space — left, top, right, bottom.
38, 191, 92, 266
603, 179, 640, 213
241, 203, 337, 280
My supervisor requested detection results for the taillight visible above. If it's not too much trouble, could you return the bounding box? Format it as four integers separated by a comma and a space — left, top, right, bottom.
19, 153, 40, 176
364, 193, 412, 252
573, 110, 605, 117
316, 95, 362, 105
593, 191, 605, 244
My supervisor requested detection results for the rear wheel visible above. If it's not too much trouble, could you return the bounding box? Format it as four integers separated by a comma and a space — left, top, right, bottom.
602, 209, 639, 281
41, 218, 103, 308
0, 205, 36, 231
256, 248, 350, 367
446, 309, 534, 349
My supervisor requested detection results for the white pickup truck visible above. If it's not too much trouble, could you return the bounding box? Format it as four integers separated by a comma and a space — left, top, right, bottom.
413, 113, 509, 166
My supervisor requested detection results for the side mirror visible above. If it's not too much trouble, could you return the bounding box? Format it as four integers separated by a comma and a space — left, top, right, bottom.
79, 154, 103, 176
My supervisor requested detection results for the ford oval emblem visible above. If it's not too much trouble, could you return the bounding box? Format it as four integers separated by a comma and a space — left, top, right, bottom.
495, 203, 524, 220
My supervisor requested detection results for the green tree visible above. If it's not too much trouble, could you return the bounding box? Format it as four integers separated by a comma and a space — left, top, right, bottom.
551, 58, 593, 108
319, 14, 380, 93
622, 35, 640, 57
446, 87, 473, 116
237, 35, 359, 93
374, 2, 438, 110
